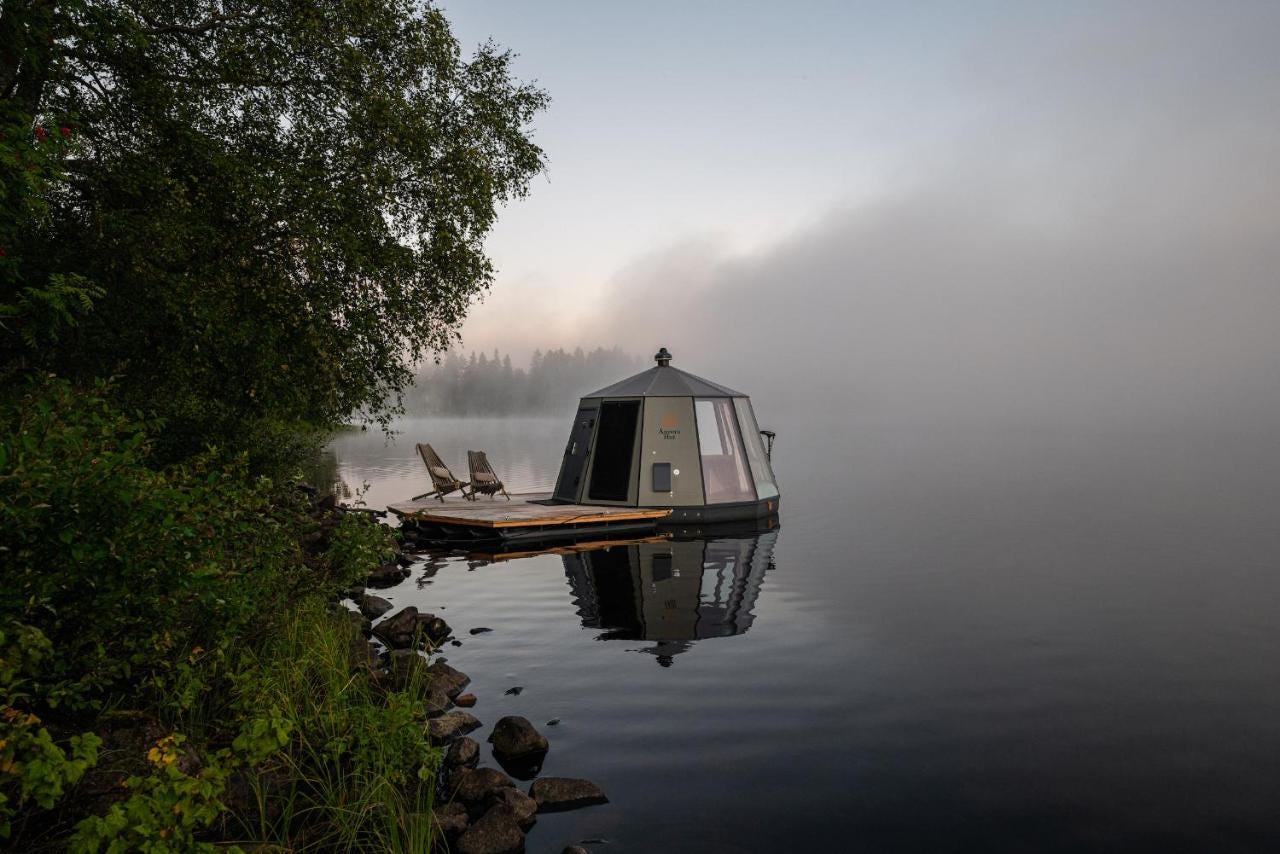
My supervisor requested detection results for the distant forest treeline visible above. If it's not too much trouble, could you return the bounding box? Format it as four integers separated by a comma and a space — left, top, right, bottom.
409, 347, 646, 415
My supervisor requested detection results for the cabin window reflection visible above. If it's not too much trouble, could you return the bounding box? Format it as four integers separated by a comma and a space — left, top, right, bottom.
694, 398, 755, 504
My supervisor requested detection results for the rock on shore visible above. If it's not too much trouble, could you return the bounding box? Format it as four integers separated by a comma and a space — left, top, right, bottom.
445, 736, 480, 769
455, 803, 526, 854
377, 650, 451, 712
426, 658, 471, 698
371, 606, 451, 649
435, 801, 469, 841
427, 711, 481, 743
488, 788, 538, 830
450, 767, 515, 810
359, 593, 393, 619
366, 562, 410, 587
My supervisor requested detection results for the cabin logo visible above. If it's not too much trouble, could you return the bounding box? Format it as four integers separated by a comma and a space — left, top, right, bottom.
658, 409, 681, 440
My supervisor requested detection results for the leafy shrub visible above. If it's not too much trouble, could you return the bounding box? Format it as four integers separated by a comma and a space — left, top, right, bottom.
1, 376, 438, 849
0, 624, 101, 839
70, 739, 235, 854
0, 376, 304, 714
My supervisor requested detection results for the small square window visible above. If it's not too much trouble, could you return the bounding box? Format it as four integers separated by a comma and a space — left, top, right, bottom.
652, 462, 672, 492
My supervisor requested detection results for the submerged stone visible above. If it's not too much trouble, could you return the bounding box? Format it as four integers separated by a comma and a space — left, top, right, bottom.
529, 777, 608, 813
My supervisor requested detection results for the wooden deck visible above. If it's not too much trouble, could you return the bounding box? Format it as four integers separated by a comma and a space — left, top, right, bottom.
387, 492, 672, 530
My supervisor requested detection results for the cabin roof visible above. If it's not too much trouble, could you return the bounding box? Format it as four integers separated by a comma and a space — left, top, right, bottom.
583, 364, 745, 398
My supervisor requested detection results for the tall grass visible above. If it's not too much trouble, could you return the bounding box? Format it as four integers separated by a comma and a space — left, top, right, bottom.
225, 600, 442, 852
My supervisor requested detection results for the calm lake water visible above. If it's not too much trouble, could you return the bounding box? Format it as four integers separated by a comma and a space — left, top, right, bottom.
326, 412, 1280, 853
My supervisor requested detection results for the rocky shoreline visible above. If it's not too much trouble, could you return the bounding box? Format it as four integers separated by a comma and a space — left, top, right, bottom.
340, 516, 607, 854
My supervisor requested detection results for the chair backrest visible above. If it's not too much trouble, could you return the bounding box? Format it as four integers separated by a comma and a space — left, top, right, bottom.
467, 450, 500, 483
417, 444, 458, 485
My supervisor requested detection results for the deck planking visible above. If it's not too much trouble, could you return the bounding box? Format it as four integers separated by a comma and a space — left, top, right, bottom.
387, 492, 672, 529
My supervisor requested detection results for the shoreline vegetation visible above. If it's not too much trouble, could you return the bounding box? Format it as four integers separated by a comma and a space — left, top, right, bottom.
3, 380, 435, 851
1, 1, 553, 850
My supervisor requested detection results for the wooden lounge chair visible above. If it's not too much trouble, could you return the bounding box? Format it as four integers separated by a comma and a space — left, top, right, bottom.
413, 443, 470, 501
467, 450, 510, 500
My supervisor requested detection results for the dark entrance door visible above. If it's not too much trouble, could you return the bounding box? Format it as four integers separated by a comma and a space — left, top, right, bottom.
588, 400, 641, 502
553, 405, 598, 501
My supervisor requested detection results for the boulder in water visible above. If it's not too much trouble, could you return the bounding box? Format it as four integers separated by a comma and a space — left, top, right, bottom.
529, 777, 608, 813
489, 716, 549, 760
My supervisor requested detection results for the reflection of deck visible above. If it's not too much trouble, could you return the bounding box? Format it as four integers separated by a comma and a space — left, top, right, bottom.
465, 534, 671, 563
387, 492, 672, 542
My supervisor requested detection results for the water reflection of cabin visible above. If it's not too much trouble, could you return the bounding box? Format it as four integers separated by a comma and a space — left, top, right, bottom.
563, 532, 777, 665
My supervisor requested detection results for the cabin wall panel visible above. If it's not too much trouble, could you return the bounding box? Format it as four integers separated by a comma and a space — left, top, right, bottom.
638, 397, 705, 506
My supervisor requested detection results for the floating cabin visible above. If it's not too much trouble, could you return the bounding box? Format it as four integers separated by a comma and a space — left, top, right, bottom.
551, 347, 778, 522
390, 347, 779, 544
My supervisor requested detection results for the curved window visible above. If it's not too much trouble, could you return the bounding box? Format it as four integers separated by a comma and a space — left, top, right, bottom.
695, 398, 755, 504
734, 398, 778, 500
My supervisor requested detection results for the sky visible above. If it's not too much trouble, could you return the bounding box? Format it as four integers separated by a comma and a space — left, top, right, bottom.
439, 1, 1280, 423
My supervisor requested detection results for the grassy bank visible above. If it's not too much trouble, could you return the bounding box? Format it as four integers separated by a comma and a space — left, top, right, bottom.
0, 378, 442, 851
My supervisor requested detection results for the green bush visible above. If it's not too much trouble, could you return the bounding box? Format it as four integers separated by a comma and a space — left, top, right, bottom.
0, 376, 303, 715
0, 376, 436, 849
70, 737, 234, 854
0, 623, 101, 840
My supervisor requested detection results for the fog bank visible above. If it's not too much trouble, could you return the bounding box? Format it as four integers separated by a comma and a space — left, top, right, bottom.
587, 4, 1280, 429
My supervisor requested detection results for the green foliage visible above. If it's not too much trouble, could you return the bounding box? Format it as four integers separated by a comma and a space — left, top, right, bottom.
326, 512, 399, 588
71, 738, 235, 854
1, 0, 549, 462
0, 378, 444, 849
0, 276, 102, 351
0, 0, 543, 847
227, 601, 440, 851
0, 623, 102, 838
0, 376, 305, 713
